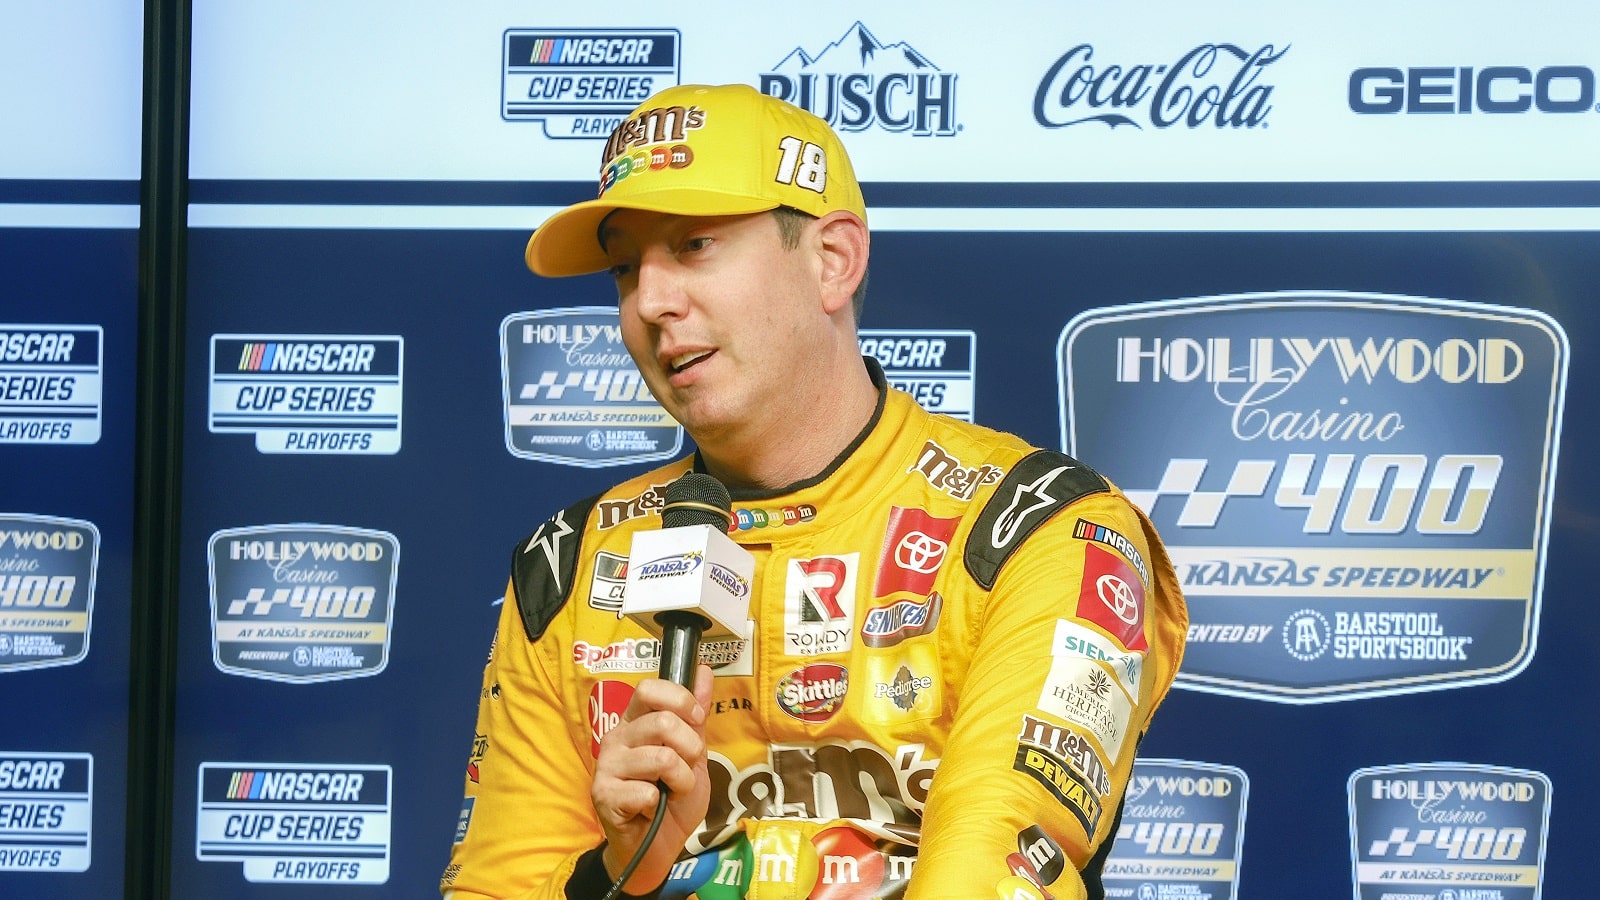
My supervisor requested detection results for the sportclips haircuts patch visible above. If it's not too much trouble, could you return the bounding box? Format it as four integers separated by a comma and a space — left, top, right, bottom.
1059, 293, 1567, 703
500, 307, 682, 467
1349, 763, 1550, 899
208, 525, 399, 683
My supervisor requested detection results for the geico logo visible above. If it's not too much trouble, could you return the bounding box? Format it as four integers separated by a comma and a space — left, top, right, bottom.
1129, 774, 1234, 799
859, 337, 948, 368
0, 529, 85, 551
233, 385, 375, 412
0, 575, 76, 608
1370, 778, 1536, 802
519, 368, 651, 401
1115, 336, 1526, 385
519, 322, 623, 346
1144, 454, 1502, 535
238, 342, 375, 374
760, 71, 960, 137
0, 331, 76, 363
1350, 65, 1597, 114
0, 759, 65, 790
230, 770, 366, 802
1034, 42, 1284, 131
224, 586, 377, 619
227, 540, 386, 562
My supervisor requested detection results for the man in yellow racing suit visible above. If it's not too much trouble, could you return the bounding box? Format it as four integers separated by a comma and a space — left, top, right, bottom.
442, 363, 1186, 899
441, 81, 1186, 900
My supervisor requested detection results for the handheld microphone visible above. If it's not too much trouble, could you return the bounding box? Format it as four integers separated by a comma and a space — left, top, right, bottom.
621, 472, 754, 689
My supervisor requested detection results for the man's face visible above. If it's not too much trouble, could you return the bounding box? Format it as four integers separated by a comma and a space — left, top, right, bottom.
601, 208, 824, 446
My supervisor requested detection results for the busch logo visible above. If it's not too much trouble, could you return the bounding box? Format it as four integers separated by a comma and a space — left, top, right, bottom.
1034, 42, 1286, 130
761, 22, 958, 136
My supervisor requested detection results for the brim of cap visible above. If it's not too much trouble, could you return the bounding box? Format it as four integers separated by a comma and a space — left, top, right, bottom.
525, 189, 784, 277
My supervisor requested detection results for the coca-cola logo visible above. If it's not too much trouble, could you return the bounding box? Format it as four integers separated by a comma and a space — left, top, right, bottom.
1034, 42, 1286, 130
776, 663, 849, 722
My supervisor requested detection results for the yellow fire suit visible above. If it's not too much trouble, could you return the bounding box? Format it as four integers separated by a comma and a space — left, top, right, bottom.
443, 379, 1187, 900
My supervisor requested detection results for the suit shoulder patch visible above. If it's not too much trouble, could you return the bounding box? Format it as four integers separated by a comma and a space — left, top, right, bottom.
511, 493, 600, 643
965, 449, 1109, 590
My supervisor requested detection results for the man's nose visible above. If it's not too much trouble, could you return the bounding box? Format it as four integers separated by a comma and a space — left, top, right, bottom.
631, 252, 688, 321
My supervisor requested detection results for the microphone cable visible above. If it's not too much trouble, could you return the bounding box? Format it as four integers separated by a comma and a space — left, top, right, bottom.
602, 471, 732, 899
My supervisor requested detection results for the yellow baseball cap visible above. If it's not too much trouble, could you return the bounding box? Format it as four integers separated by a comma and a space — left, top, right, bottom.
524, 83, 868, 277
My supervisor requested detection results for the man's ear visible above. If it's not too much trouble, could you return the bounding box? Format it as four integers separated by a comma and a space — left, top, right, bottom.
813, 211, 869, 317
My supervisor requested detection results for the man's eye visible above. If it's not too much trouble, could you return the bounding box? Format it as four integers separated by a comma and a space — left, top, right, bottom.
608, 262, 634, 279
682, 236, 712, 253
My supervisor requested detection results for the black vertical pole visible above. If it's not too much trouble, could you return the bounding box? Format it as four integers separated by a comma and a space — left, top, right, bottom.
127, 0, 189, 897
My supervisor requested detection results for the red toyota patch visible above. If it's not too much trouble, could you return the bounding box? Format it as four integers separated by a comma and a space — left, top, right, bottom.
1076, 543, 1147, 651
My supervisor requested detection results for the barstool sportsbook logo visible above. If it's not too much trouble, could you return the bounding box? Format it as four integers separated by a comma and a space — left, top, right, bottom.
1059, 293, 1567, 702
208, 525, 398, 683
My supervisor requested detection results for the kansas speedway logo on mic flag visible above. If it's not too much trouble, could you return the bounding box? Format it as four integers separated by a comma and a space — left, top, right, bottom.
1059, 292, 1567, 703
208, 334, 403, 454
208, 525, 398, 683
0, 514, 98, 673
501, 307, 681, 467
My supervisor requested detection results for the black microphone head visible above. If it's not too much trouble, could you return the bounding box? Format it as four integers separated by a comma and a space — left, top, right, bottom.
661, 472, 733, 530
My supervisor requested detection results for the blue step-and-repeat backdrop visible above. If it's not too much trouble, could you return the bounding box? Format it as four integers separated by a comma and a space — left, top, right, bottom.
3, 2, 1594, 897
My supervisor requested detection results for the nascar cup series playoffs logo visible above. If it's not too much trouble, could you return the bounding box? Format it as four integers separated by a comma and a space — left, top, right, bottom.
208, 334, 403, 454
208, 525, 398, 683
859, 330, 976, 421
195, 762, 392, 884
501, 29, 680, 139
1060, 293, 1567, 703
0, 325, 102, 444
1103, 760, 1249, 900
501, 307, 681, 467
0, 752, 92, 872
1349, 763, 1550, 900
0, 514, 98, 673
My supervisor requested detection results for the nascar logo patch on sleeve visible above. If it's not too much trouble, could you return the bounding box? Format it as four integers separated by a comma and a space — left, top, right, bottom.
966, 450, 1109, 590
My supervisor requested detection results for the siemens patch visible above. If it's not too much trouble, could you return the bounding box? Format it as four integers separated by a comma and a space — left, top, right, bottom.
208, 334, 403, 454
0, 325, 102, 444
